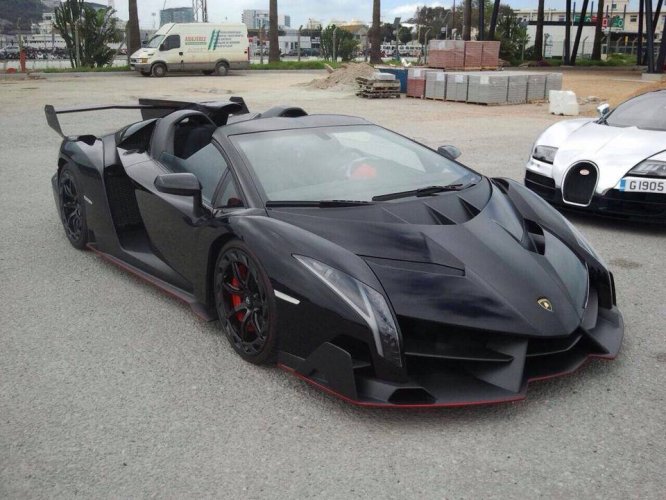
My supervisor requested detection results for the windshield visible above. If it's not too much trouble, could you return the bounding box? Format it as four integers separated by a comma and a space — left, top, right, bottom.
146, 35, 164, 49
231, 125, 481, 202
605, 91, 666, 131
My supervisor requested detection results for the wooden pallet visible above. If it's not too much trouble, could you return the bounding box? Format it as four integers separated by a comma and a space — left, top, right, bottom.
356, 91, 400, 99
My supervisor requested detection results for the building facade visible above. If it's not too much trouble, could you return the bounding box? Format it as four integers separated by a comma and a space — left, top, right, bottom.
241, 10, 290, 29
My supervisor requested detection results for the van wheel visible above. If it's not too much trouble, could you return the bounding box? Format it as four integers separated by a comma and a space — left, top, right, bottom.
215, 62, 229, 76
151, 63, 167, 77
202, 70, 214, 75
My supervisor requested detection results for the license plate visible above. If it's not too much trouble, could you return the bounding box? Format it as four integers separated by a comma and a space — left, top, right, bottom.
618, 177, 666, 193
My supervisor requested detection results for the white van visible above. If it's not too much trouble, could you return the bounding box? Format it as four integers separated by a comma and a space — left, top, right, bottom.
130, 23, 249, 77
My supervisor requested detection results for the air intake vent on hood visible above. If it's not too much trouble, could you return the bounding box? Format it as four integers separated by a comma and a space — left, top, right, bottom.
458, 196, 481, 217
424, 203, 456, 225
524, 219, 546, 255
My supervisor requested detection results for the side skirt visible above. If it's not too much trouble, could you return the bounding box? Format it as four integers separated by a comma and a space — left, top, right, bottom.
86, 243, 217, 322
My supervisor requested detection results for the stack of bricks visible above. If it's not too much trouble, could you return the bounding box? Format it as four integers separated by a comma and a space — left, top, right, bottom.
481, 41, 501, 69
427, 40, 465, 70
406, 68, 427, 98
463, 41, 483, 70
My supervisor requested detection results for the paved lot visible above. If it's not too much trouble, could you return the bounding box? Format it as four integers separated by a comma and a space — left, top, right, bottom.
1, 71, 665, 499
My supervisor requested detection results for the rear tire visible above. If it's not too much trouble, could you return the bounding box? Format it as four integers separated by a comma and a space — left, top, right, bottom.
214, 61, 229, 76
58, 165, 89, 250
214, 241, 277, 364
151, 63, 167, 77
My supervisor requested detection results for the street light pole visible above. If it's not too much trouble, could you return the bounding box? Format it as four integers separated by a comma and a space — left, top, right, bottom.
298, 25, 302, 61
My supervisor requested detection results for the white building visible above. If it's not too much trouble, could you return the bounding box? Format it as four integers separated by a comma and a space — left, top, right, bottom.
241, 10, 291, 29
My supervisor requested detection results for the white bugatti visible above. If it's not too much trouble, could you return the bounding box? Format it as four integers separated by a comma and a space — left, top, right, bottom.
525, 89, 666, 222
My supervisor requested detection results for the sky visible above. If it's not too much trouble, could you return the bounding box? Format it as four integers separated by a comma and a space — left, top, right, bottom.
111, 0, 636, 28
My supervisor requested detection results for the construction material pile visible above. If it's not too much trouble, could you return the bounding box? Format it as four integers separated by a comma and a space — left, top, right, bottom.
356, 72, 401, 98
403, 69, 563, 105
428, 40, 501, 70
307, 63, 376, 90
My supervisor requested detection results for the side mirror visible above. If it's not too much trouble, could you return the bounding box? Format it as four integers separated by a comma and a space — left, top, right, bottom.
154, 173, 203, 216
597, 103, 610, 118
159, 43, 166, 51
437, 145, 462, 160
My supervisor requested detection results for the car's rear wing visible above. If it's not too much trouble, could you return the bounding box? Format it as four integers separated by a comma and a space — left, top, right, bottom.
44, 97, 249, 138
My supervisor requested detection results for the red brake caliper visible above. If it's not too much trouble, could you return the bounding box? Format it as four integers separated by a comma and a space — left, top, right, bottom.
230, 276, 244, 321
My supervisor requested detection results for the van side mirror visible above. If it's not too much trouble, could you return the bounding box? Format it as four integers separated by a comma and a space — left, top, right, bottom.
437, 145, 462, 160
597, 103, 610, 118
159, 43, 167, 51
154, 173, 203, 216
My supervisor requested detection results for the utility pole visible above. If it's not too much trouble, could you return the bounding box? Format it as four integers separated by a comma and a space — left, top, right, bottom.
298, 25, 302, 62
192, 0, 208, 22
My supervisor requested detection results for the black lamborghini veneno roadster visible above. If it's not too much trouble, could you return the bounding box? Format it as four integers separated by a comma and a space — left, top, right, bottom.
46, 98, 623, 407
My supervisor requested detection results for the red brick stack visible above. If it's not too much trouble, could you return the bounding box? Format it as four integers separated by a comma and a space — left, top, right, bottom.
481, 41, 501, 69
427, 40, 465, 70
463, 41, 483, 70
406, 68, 427, 97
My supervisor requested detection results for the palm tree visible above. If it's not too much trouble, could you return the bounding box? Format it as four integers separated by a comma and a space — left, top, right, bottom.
463, 0, 471, 40
370, 0, 382, 64
268, 0, 280, 62
534, 0, 544, 60
127, 0, 140, 56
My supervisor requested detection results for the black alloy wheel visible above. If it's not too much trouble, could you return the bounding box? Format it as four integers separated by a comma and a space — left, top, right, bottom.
214, 241, 277, 364
58, 166, 88, 249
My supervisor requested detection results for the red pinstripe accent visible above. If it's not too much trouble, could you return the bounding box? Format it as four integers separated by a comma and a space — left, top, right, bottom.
86, 244, 215, 321
278, 351, 618, 408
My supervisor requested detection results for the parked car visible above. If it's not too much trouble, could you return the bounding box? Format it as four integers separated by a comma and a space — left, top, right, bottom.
44, 97, 623, 407
526, 89, 666, 222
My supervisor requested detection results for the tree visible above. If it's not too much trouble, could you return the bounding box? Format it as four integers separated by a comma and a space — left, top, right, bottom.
409, 6, 451, 43
397, 26, 412, 44
463, 0, 472, 39
534, 0, 544, 60
495, 12, 529, 64
320, 25, 358, 61
54, 0, 121, 67
370, 0, 382, 63
127, 0, 140, 57
269, 0, 280, 62
591, 0, 605, 60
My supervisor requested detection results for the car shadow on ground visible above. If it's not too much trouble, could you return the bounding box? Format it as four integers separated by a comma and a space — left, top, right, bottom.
559, 209, 666, 236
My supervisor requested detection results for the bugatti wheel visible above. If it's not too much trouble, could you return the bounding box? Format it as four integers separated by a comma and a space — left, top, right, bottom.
214, 241, 277, 364
58, 166, 88, 250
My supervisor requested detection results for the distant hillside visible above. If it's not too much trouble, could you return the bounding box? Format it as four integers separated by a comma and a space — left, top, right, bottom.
0, 0, 45, 31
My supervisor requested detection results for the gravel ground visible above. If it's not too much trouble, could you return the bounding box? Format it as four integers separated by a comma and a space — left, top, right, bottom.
1, 71, 665, 499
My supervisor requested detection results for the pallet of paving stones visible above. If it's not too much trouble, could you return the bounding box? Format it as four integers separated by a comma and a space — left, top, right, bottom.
355, 78, 401, 98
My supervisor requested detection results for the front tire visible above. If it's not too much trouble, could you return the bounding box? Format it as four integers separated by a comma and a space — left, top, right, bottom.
151, 63, 167, 77
214, 241, 277, 364
58, 165, 89, 249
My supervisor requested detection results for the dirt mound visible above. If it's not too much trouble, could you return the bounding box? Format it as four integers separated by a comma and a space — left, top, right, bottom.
307, 62, 376, 90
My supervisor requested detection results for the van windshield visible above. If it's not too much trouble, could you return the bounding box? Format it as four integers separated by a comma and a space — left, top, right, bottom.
146, 35, 164, 48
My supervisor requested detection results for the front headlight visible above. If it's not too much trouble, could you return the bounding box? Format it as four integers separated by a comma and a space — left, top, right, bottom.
629, 160, 666, 177
140, 58, 148, 63
294, 255, 402, 367
532, 145, 558, 164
